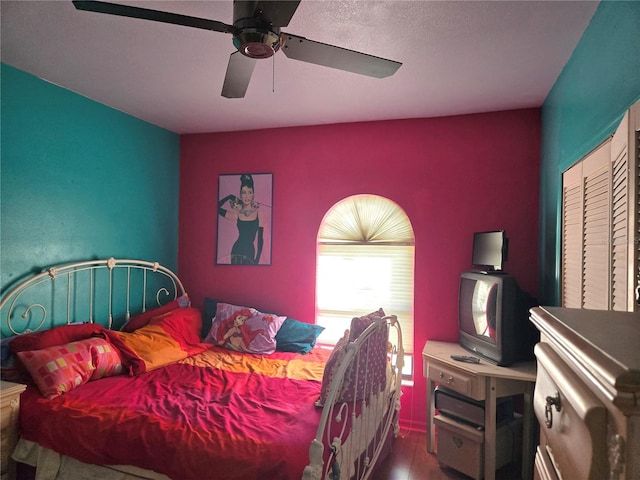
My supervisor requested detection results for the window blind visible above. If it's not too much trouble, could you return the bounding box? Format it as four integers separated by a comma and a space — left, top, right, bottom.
316, 194, 415, 355
316, 243, 415, 354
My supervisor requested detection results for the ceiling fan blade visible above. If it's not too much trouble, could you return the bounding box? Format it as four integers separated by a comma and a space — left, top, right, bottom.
222, 51, 258, 98
254, 1, 301, 27
72, 1, 233, 34
282, 33, 401, 78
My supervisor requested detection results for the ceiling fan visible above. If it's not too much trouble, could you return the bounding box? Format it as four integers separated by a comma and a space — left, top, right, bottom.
72, 1, 402, 98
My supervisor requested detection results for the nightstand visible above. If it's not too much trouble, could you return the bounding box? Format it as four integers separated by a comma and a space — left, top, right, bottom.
423, 341, 537, 480
1, 381, 27, 480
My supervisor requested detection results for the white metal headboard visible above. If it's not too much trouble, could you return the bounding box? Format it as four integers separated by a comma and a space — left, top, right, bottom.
0, 258, 185, 335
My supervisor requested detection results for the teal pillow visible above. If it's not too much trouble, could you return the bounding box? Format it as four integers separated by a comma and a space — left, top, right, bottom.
275, 318, 324, 354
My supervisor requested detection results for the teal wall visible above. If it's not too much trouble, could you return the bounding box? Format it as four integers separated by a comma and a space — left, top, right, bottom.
539, 1, 640, 304
1, 64, 180, 294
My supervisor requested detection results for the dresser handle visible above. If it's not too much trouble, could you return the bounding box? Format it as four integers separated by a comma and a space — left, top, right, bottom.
446, 376, 454, 385
544, 391, 561, 428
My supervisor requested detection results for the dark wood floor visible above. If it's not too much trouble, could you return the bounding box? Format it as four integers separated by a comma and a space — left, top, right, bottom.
16, 430, 522, 480
370, 429, 522, 480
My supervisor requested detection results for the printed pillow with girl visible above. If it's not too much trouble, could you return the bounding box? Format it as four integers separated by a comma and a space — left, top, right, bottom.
204, 302, 286, 354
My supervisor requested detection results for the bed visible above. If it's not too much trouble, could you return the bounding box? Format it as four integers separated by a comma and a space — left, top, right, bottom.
0, 258, 404, 480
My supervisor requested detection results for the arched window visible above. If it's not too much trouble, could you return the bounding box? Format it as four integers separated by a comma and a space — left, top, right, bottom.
316, 194, 415, 368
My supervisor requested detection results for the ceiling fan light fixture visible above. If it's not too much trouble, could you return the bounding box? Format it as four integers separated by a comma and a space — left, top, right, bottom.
71, 0, 403, 99
233, 28, 281, 59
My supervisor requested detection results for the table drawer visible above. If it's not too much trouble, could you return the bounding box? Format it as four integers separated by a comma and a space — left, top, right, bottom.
427, 362, 484, 399
1, 382, 25, 477
534, 343, 607, 480
1, 399, 19, 475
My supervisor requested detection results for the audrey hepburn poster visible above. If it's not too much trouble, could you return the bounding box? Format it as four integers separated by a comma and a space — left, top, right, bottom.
216, 173, 272, 265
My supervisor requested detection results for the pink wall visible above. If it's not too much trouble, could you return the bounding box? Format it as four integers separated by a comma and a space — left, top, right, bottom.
178, 109, 540, 431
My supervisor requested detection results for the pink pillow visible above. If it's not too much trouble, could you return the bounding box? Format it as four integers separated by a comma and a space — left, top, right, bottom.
349, 308, 385, 341
316, 330, 350, 407
316, 309, 389, 406
108, 307, 206, 375
204, 303, 286, 354
341, 319, 389, 403
120, 294, 190, 333
9, 323, 107, 382
90, 339, 125, 379
10, 323, 106, 353
17, 337, 121, 398
148, 306, 203, 347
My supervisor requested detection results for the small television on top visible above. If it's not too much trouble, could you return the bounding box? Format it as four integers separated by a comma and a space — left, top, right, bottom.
472, 230, 508, 272
458, 270, 538, 366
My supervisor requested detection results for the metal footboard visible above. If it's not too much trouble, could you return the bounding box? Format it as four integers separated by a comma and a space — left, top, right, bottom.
304, 315, 404, 480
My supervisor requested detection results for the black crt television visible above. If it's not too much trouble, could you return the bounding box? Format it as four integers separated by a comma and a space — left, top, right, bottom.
472, 230, 508, 272
458, 270, 538, 366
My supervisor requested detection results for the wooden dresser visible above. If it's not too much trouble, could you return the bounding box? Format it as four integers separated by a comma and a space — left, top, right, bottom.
529, 307, 640, 480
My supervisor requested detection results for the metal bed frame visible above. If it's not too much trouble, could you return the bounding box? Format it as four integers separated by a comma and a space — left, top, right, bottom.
1, 257, 404, 480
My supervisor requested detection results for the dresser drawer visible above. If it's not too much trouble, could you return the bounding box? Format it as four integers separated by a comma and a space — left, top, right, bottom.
427, 362, 484, 399
534, 445, 560, 480
534, 343, 608, 480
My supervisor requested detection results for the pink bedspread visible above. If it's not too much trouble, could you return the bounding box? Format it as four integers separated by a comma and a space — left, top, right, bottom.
19, 346, 331, 480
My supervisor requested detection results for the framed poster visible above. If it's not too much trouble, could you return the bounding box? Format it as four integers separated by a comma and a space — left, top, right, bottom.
216, 173, 273, 265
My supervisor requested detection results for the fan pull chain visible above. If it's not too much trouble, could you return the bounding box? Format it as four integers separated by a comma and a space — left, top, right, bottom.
272, 54, 275, 93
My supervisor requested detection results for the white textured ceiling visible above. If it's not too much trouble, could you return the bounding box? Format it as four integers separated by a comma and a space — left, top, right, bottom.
1, 1, 599, 134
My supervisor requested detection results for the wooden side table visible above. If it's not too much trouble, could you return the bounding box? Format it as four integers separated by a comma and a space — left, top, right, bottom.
1, 381, 27, 480
423, 340, 536, 480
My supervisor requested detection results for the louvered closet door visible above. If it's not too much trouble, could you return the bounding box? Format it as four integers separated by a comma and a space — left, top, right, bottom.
560, 101, 640, 312
561, 141, 611, 309
609, 105, 639, 311
611, 110, 631, 310
634, 128, 640, 309
630, 110, 640, 311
